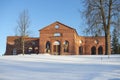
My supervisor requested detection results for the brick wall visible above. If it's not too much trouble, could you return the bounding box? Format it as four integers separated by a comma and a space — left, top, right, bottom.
5, 36, 39, 55
5, 21, 107, 55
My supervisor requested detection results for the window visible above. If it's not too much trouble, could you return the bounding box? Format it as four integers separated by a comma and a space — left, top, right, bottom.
54, 33, 61, 37
53, 41, 60, 45
32, 42, 35, 45
13, 48, 17, 55
28, 47, 33, 53
55, 25, 59, 29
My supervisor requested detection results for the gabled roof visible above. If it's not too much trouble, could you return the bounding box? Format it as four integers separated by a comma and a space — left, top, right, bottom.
39, 21, 73, 30
39, 21, 78, 35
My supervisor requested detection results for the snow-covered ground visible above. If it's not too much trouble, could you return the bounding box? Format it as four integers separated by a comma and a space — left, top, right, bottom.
0, 54, 120, 80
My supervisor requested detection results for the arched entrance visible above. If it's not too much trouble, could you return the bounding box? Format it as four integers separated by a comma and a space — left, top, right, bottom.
98, 46, 103, 55
46, 41, 51, 53
79, 46, 83, 55
91, 46, 96, 55
63, 40, 69, 52
53, 41, 60, 55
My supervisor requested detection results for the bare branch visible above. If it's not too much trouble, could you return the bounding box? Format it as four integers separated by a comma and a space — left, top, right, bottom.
82, 0, 120, 54
15, 10, 31, 55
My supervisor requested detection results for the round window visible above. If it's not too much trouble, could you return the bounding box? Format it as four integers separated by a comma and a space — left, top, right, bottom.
55, 25, 59, 29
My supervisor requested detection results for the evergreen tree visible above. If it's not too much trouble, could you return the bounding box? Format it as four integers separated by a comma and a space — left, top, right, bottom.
112, 28, 119, 54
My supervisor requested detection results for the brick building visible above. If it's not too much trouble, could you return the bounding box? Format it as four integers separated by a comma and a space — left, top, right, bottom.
5, 21, 106, 55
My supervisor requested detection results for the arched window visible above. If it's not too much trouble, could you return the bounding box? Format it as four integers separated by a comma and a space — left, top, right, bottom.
91, 46, 96, 55
46, 41, 51, 53
54, 33, 61, 37
28, 47, 33, 54
79, 46, 83, 55
63, 41, 69, 52
98, 46, 103, 55
13, 48, 17, 55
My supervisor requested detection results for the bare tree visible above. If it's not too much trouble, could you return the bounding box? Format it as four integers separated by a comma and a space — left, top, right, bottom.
16, 10, 30, 55
83, 0, 120, 55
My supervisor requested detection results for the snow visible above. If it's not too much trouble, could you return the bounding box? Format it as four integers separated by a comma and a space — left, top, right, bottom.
0, 55, 120, 80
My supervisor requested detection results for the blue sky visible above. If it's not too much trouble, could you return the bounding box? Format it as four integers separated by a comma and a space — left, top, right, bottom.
0, 0, 86, 55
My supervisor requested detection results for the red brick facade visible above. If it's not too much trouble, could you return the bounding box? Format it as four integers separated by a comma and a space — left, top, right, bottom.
5, 36, 39, 55
5, 21, 106, 55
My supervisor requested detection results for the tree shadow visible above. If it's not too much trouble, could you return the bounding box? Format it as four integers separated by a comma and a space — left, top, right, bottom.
109, 78, 120, 80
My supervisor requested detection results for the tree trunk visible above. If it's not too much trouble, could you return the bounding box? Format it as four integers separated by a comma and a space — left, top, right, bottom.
105, 30, 111, 55
22, 37, 25, 55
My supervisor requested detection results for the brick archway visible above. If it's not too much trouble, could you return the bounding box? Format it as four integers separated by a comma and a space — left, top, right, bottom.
46, 41, 51, 53
79, 46, 83, 55
53, 41, 61, 55
91, 46, 96, 55
63, 40, 69, 52
98, 46, 103, 55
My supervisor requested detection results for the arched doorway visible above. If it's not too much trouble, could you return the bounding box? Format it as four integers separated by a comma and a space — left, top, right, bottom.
46, 41, 51, 53
91, 46, 96, 55
53, 41, 60, 55
63, 41, 69, 52
79, 46, 83, 55
98, 46, 103, 55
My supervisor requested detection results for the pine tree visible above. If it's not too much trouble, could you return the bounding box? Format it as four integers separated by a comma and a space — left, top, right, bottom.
112, 28, 119, 54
